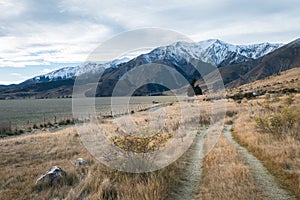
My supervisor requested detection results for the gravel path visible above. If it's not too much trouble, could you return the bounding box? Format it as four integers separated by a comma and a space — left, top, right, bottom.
223, 125, 296, 200
166, 128, 207, 200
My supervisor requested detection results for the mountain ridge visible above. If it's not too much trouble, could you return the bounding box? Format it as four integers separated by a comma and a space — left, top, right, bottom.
0, 38, 298, 99
226, 38, 300, 88
7, 39, 284, 87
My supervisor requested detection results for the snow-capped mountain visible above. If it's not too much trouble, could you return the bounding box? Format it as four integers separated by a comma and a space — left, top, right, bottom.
197, 39, 283, 66
1, 38, 298, 99
142, 39, 283, 67
24, 57, 130, 84
93, 39, 285, 96
21, 39, 283, 86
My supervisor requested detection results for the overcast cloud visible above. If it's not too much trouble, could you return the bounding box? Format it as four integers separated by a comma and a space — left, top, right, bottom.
0, 0, 299, 84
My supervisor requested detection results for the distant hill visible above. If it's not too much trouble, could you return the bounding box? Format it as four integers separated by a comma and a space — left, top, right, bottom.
0, 79, 75, 99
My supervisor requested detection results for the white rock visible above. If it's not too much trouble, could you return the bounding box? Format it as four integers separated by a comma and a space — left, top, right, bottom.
36, 166, 66, 186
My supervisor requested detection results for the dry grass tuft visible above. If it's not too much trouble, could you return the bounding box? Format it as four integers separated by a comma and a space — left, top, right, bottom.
198, 135, 265, 200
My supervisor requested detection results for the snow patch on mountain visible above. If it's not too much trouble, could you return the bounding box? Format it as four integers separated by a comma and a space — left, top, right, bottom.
139, 39, 283, 67
31, 57, 131, 83
174, 39, 283, 66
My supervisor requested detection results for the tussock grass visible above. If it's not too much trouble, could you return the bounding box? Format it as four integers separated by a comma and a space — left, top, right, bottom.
232, 94, 300, 198
0, 100, 211, 200
3, 94, 291, 200
0, 127, 186, 200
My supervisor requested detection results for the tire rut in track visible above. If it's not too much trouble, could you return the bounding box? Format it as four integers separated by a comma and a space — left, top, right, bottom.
166, 129, 206, 200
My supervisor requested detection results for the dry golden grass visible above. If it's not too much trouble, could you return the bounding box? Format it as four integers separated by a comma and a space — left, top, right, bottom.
198, 134, 265, 200
2, 77, 298, 200
0, 128, 91, 200
232, 94, 300, 198
0, 126, 191, 200
0, 100, 210, 200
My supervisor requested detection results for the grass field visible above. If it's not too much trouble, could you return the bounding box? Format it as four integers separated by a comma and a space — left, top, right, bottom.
0, 99, 210, 200
0, 96, 178, 137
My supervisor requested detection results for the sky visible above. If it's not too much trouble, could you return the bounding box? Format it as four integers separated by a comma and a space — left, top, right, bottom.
0, 0, 300, 85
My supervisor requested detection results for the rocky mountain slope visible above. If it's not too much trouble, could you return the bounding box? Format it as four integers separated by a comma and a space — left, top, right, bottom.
222, 38, 300, 87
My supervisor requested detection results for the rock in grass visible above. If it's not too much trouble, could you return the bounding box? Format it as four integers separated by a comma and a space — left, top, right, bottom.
75, 158, 87, 166
36, 166, 66, 186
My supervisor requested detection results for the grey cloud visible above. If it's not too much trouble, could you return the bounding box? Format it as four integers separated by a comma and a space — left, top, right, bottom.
223, 29, 300, 44
0, 0, 299, 69
153, 0, 300, 26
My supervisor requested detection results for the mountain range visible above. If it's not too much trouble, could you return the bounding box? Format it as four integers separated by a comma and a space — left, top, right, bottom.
0, 38, 299, 99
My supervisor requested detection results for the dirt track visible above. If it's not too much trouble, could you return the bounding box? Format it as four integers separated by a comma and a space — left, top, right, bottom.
223, 125, 296, 200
